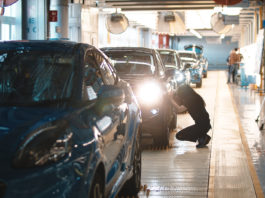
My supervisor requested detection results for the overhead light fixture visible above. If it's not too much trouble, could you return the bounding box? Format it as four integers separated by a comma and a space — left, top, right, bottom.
220, 34, 225, 39
189, 29, 202, 39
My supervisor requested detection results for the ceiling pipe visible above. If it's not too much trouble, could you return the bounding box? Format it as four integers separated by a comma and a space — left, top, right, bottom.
189, 29, 202, 38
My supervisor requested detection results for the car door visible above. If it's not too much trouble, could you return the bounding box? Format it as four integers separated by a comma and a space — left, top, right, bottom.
93, 50, 128, 188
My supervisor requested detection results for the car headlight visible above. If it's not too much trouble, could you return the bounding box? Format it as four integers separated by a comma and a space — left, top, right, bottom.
13, 121, 73, 168
137, 81, 162, 105
175, 72, 185, 83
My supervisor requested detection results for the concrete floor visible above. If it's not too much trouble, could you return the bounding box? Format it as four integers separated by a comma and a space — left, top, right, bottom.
138, 71, 265, 198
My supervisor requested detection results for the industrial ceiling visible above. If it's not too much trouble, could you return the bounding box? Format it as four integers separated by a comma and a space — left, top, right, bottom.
95, 0, 264, 42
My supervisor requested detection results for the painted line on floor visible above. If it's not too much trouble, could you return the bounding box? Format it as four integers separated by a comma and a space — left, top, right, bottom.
229, 84, 264, 198
207, 71, 220, 198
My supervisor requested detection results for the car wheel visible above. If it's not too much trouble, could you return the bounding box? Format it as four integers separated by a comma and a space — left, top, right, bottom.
89, 172, 104, 198
169, 112, 177, 132
119, 130, 141, 196
153, 111, 170, 147
196, 80, 202, 88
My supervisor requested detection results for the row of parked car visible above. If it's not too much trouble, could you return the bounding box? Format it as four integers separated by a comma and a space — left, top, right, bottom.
0, 40, 208, 198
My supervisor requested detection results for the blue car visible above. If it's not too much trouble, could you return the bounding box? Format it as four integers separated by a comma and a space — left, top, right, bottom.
0, 41, 142, 198
177, 50, 203, 88
157, 49, 191, 87
184, 44, 208, 78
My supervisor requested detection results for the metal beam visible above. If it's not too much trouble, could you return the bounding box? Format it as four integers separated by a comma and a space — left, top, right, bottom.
121, 6, 215, 11
105, 0, 215, 2
110, 3, 216, 7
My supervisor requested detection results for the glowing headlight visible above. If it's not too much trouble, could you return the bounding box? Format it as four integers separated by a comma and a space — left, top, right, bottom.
175, 72, 184, 82
137, 82, 162, 105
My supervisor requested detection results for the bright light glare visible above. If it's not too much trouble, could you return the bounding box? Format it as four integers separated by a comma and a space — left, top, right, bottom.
122, 11, 157, 30
138, 82, 162, 105
256, 75, 261, 87
176, 73, 184, 82
214, 7, 242, 15
185, 10, 213, 29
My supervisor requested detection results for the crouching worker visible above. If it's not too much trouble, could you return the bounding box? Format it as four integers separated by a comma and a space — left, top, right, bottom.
172, 84, 211, 148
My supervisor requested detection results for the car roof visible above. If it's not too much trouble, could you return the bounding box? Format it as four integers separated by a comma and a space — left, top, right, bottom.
101, 47, 155, 54
157, 48, 176, 52
0, 40, 95, 51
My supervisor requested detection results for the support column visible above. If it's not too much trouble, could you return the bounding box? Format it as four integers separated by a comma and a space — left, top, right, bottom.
49, 0, 68, 39
21, 0, 28, 40
21, 0, 47, 40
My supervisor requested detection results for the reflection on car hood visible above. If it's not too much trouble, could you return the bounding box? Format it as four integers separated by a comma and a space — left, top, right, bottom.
119, 75, 154, 87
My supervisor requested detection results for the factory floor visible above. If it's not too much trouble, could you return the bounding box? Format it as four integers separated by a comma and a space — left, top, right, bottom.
138, 71, 265, 198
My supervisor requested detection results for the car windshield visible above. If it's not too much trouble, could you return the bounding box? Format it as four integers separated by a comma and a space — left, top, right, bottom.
0, 49, 76, 106
158, 51, 180, 69
104, 51, 155, 75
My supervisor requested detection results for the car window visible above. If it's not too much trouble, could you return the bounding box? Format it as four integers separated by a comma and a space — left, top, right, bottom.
176, 54, 182, 69
158, 51, 180, 69
83, 50, 104, 101
0, 49, 76, 105
155, 51, 165, 76
104, 50, 156, 75
94, 51, 115, 85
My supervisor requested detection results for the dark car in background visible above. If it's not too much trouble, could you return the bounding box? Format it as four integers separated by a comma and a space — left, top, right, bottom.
184, 44, 208, 78
0, 41, 142, 198
101, 47, 177, 147
157, 48, 190, 88
177, 50, 203, 88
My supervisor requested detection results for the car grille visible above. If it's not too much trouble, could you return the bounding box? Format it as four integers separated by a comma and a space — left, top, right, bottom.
0, 181, 6, 198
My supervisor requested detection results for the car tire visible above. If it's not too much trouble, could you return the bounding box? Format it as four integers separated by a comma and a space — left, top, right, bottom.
169, 112, 177, 132
119, 130, 141, 196
89, 172, 104, 198
153, 111, 170, 147
196, 80, 202, 88
204, 72, 207, 78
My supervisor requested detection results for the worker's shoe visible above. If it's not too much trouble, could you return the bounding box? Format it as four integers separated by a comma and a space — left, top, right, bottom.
196, 134, 211, 148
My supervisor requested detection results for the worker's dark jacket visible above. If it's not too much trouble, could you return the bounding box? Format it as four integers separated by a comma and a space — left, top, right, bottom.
184, 101, 211, 131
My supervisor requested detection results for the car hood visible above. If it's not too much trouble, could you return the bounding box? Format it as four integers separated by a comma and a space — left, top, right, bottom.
119, 75, 156, 88
0, 106, 71, 163
181, 58, 196, 63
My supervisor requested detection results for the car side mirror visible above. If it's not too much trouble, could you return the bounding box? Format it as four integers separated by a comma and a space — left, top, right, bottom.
95, 85, 125, 115
98, 85, 125, 105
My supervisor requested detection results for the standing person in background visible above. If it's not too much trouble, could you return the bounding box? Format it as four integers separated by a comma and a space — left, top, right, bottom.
226, 55, 231, 82
228, 48, 240, 83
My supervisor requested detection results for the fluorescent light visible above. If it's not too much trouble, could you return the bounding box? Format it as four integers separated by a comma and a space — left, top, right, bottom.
220, 34, 225, 39
189, 29, 202, 39
213, 6, 242, 15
